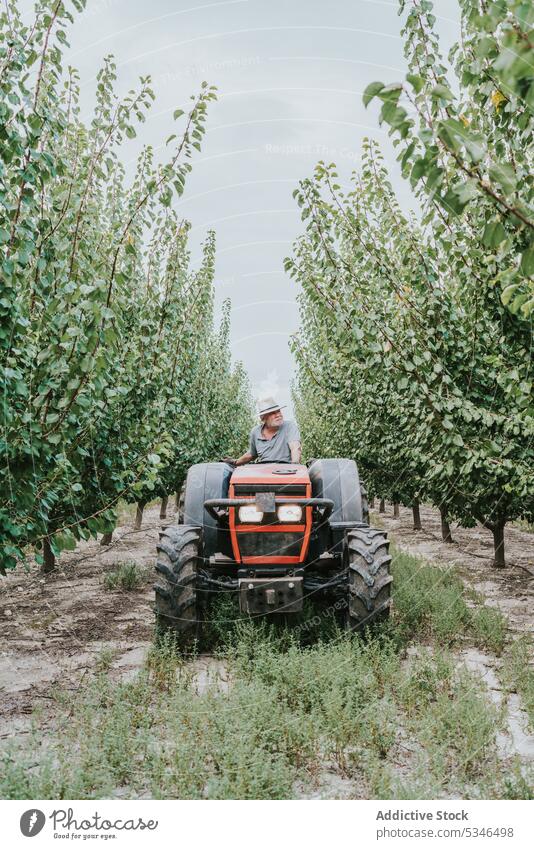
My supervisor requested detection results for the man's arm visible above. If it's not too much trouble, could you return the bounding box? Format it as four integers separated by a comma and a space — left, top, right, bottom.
288, 441, 301, 463
234, 451, 253, 466
287, 421, 301, 463
222, 452, 253, 466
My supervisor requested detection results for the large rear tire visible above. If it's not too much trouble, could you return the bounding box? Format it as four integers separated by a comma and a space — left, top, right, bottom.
154, 525, 202, 646
176, 485, 185, 524
183, 462, 233, 558
344, 527, 392, 629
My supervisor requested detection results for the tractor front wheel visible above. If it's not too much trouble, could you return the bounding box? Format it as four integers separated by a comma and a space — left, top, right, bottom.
344, 527, 392, 629
154, 525, 202, 646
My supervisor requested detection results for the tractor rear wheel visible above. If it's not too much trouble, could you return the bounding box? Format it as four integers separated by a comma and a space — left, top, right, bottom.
183, 462, 233, 558
176, 485, 185, 524
154, 525, 202, 645
344, 527, 392, 629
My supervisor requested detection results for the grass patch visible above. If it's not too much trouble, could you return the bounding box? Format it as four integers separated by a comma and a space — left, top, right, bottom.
416, 665, 502, 782
0, 627, 513, 800
390, 546, 507, 653
513, 519, 534, 534
103, 561, 148, 591
500, 636, 534, 732
0, 541, 525, 800
470, 606, 507, 654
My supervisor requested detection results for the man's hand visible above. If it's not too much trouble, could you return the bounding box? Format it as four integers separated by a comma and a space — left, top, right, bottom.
222, 457, 236, 466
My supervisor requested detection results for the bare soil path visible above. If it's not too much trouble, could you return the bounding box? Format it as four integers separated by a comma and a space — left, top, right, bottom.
0, 502, 166, 737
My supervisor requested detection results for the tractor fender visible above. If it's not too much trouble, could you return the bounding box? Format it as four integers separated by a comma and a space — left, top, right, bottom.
183, 462, 233, 558
308, 459, 365, 556
308, 458, 364, 523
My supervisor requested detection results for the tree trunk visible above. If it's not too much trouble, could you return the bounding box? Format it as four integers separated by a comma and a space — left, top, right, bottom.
160, 496, 169, 520
100, 531, 113, 546
134, 502, 145, 531
412, 499, 422, 530
42, 537, 56, 573
369, 497, 375, 509
440, 507, 453, 544
393, 502, 400, 518
490, 519, 506, 568
379, 498, 386, 513
175, 491, 180, 510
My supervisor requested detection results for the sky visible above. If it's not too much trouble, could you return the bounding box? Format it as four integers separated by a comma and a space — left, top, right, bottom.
25, 0, 461, 416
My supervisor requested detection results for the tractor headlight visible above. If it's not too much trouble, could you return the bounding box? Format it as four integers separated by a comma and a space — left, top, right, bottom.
277, 504, 303, 523
238, 505, 264, 523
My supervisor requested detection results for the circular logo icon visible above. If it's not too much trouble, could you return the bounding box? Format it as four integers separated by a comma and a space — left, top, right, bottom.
20, 809, 46, 837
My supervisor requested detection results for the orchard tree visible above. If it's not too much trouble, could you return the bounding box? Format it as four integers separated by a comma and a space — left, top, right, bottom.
363, 0, 534, 316
0, 0, 252, 571
289, 138, 534, 566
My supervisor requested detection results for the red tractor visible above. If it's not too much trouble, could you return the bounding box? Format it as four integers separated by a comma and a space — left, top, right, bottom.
154, 459, 392, 641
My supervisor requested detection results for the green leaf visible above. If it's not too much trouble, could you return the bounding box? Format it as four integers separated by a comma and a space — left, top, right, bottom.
488, 162, 516, 195
455, 180, 478, 205
501, 283, 519, 306
363, 81, 385, 107
431, 84, 454, 102
463, 136, 485, 163
482, 220, 507, 248
381, 102, 407, 129
378, 83, 403, 104
55, 529, 77, 551
411, 159, 427, 182
406, 74, 424, 93
520, 246, 534, 277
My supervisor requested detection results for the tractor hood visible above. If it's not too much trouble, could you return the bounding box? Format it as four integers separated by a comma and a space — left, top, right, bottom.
230, 463, 310, 486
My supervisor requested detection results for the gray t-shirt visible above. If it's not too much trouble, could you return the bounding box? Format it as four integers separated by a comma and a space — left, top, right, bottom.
249, 420, 301, 463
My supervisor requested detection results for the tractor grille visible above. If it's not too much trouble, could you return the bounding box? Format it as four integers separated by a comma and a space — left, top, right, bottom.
237, 532, 303, 559
233, 484, 307, 496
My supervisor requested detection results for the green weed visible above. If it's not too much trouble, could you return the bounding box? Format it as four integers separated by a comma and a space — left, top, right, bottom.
103, 561, 148, 591
500, 636, 534, 731
470, 606, 507, 654
391, 546, 509, 654
391, 547, 471, 644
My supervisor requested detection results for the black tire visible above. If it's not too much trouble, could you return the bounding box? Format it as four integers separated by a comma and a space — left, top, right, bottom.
154, 525, 202, 644
344, 526, 392, 628
183, 462, 233, 558
360, 484, 370, 525
176, 486, 185, 524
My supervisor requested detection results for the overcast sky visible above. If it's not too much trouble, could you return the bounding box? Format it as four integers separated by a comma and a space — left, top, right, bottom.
29, 0, 461, 415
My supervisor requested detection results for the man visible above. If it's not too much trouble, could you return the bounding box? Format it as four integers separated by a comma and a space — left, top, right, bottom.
224, 397, 301, 466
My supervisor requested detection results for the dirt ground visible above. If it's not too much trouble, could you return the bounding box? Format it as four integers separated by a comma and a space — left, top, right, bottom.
0, 502, 165, 738
1, 500, 533, 761
374, 503, 534, 639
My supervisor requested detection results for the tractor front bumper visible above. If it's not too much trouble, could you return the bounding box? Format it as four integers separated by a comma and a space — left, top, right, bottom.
239, 576, 303, 615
